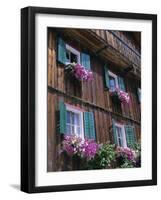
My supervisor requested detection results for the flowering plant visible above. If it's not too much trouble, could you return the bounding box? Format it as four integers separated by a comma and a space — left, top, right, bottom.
109, 87, 130, 104
84, 144, 116, 170
116, 146, 136, 168
65, 63, 93, 82
62, 135, 98, 160
116, 146, 136, 161
61, 135, 140, 169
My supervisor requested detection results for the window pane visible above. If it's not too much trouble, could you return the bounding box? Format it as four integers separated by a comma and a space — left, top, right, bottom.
118, 137, 122, 146
71, 125, 74, 134
66, 50, 70, 63
66, 109, 82, 137
109, 77, 116, 90
71, 112, 75, 124
76, 126, 81, 135
71, 52, 78, 63
116, 127, 123, 147
67, 111, 71, 123
66, 124, 71, 134
74, 113, 80, 126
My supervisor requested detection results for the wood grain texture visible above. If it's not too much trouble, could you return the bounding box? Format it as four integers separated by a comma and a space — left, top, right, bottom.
47, 28, 141, 171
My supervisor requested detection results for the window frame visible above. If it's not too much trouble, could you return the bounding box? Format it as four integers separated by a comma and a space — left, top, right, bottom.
108, 70, 119, 90
65, 104, 84, 139
65, 44, 81, 65
115, 122, 127, 147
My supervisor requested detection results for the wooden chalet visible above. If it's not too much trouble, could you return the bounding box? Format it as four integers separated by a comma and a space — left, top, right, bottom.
47, 28, 141, 171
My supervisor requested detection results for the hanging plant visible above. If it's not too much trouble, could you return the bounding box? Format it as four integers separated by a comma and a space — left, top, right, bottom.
65, 63, 93, 82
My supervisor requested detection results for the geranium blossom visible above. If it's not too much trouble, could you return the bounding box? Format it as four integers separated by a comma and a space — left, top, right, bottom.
80, 139, 99, 160
109, 87, 130, 104
65, 63, 93, 82
62, 135, 98, 160
116, 146, 135, 161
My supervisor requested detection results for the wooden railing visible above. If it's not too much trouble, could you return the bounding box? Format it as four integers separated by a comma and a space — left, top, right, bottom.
90, 30, 141, 77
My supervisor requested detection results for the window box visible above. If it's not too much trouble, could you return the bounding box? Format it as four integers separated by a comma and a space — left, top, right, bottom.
109, 88, 130, 104
65, 62, 93, 82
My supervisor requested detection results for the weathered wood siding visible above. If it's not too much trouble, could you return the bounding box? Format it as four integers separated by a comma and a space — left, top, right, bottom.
91, 29, 141, 70
47, 29, 141, 171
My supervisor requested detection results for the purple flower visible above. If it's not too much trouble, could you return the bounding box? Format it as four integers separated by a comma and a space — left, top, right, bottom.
67, 63, 93, 82
109, 88, 130, 104
116, 146, 135, 161
62, 134, 98, 159
80, 139, 99, 160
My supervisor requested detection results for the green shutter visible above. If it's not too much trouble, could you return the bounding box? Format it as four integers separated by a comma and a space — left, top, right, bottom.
84, 112, 96, 140
125, 125, 136, 147
84, 112, 90, 138
118, 76, 125, 91
112, 119, 117, 145
137, 88, 141, 103
59, 99, 67, 134
88, 112, 96, 140
104, 64, 110, 89
81, 53, 91, 70
57, 37, 66, 65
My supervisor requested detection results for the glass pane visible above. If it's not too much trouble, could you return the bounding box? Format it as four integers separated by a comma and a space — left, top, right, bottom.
66, 124, 71, 134
71, 112, 75, 124
71, 52, 77, 63
69, 125, 74, 134
116, 127, 123, 146
76, 126, 81, 135
74, 113, 80, 126
67, 111, 71, 123
118, 137, 122, 146
66, 50, 70, 62
109, 77, 116, 91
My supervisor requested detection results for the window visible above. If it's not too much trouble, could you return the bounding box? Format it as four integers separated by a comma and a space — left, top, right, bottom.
108, 71, 119, 91
59, 101, 96, 140
57, 37, 91, 69
66, 104, 84, 138
115, 123, 127, 147
65, 44, 80, 65
112, 120, 136, 147
104, 65, 126, 91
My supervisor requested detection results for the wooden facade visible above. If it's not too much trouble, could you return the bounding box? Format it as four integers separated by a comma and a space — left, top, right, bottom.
47, 28, 141, 172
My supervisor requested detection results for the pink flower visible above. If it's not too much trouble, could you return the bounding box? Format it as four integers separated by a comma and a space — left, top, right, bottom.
67, 63, 93, 82
62, 134, 98, 160
109, 88, 130, 104
116, 146, 135, 161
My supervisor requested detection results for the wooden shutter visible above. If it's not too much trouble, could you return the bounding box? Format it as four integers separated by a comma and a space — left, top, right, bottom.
84, 112, 96, 140
59, 99, 67, 134
125, 125, 136, 147
57, 37, 66, 65
118, 76, 125, 91
104, 64, 110, 89
112, 119, 117, 145
81, 53, 91, 70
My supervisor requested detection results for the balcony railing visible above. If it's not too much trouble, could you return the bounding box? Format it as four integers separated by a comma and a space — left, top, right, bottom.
56, 28, 141, 78
89, 29, 141, 77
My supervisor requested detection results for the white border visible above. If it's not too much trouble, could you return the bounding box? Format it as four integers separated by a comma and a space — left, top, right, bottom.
35, 14, 152, 186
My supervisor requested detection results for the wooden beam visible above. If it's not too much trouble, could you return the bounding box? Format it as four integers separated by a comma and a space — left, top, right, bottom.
48, 86, 141, 125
